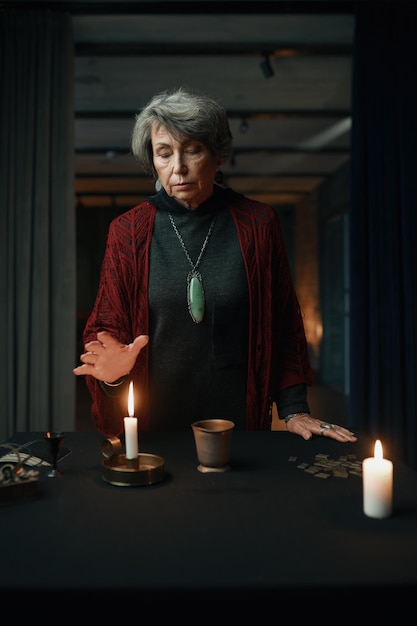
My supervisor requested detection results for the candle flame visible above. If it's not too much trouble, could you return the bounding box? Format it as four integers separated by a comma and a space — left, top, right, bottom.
374, 439, 383, 460
128, 381, 134, 417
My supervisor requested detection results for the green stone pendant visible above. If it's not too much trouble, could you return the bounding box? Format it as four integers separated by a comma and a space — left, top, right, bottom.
187, 271, 205, 323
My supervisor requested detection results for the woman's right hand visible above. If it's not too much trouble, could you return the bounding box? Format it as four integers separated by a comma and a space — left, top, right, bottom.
73, 331, 149, 383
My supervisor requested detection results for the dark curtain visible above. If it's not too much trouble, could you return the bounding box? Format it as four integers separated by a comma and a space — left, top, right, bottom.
350, 2, 417, 469
0, 10, 76, 439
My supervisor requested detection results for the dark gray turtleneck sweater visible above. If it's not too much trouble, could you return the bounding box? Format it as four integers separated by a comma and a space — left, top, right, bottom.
147, 186, 249, 430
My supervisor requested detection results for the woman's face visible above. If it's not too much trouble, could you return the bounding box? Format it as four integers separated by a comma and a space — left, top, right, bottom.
151, 124, 218, 209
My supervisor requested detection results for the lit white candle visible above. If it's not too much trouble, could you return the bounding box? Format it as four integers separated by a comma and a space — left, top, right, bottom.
124, 381, 138, 460
362, 439, 393, 519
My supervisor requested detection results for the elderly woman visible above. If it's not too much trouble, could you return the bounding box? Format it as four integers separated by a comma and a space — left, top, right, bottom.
74, 86, 357, 444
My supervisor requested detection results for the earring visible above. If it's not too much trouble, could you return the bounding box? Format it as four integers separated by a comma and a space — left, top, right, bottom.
215, 169, 224, 185
155, 179, 162, 192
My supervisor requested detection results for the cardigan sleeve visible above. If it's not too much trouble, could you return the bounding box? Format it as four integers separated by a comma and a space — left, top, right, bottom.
81, 204, 153, 437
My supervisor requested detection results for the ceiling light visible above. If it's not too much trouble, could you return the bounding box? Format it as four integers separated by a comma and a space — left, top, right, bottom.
239, 119, 249, 134
260, 53, 274, 79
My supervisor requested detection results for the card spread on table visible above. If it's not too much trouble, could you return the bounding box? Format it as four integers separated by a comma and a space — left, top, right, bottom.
289, 453, 362, 478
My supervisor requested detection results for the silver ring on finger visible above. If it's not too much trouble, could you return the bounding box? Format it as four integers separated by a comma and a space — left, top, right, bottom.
319, 423, 331, 435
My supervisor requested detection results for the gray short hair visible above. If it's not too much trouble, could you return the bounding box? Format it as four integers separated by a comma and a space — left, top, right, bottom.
131, 86, 233, 179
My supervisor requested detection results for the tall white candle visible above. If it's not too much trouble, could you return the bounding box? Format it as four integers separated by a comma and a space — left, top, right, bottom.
124, 381, 138, 460
362, 439, 393, 519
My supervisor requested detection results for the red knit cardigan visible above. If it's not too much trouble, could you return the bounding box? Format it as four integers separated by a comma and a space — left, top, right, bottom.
83, 195, 314, 437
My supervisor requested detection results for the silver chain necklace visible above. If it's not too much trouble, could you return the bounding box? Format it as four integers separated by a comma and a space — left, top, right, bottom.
168, 212, 216, 323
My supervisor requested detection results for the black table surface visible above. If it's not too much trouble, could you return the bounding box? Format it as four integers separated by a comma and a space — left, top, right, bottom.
1, 429, 417, 603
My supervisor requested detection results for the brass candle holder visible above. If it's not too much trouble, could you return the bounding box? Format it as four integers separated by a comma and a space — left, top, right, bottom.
101, 437, 165, 487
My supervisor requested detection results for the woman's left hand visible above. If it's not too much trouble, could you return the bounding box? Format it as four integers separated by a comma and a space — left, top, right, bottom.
285, 413, 358, 443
